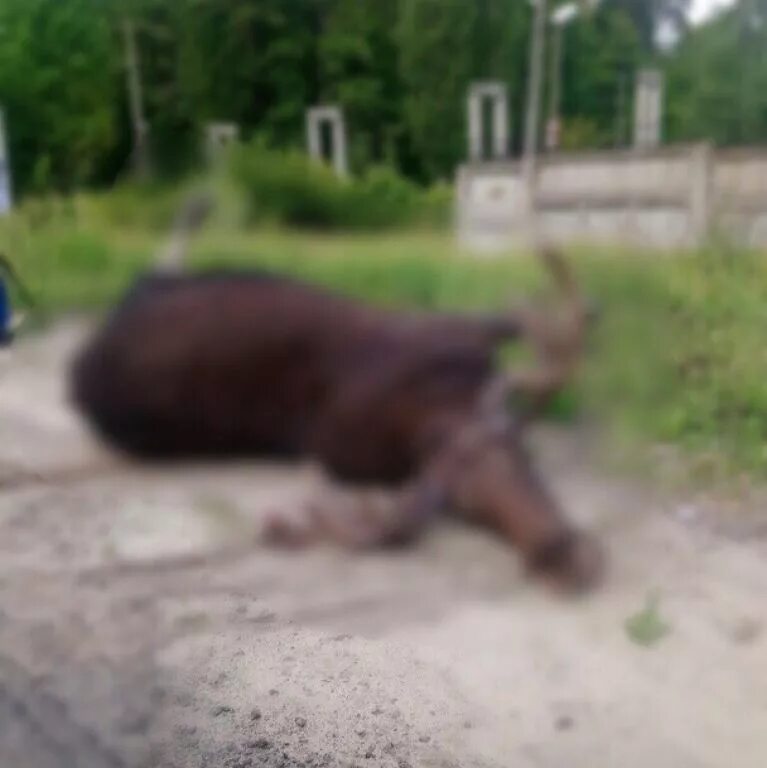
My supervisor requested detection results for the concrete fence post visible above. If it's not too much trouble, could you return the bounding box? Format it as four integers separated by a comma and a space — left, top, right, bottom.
467, 82, 510, 162
689, 143, 713, 246
306, 106, 349, 179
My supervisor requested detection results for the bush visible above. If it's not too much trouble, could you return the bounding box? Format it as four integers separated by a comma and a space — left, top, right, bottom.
230, 142, 447, 231
90, 181, 184, 232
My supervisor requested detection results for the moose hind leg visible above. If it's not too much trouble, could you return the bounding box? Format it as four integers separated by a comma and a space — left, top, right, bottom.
261, 476, 441, 551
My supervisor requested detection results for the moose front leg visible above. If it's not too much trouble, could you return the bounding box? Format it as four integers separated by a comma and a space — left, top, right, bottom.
261, 472, 442, 551
431, 422, 604, 594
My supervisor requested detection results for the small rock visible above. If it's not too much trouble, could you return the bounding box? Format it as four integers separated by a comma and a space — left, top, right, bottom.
555, 715, 575, 732
211, 672, 228, 687
175, 691, 194, 707
365, 749, 375, 759
371, 706, 383, 715
674, 504, 699, 524
418, 735, 431, 743
269, 689, 279, 696
119, 712, 150, 734
730, 619, 762, 645
398, 761, 412, 768
249, 738, 270, 750
211, 705, 234, 717
295, 717, 307, 728
250, 707, 262, 721
355, 730, 367, 738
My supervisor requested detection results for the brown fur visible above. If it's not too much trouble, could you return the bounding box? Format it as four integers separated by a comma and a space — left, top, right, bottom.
71, 269, 603, 592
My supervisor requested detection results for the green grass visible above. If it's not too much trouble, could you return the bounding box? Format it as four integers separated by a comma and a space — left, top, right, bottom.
2, 189, 766, 484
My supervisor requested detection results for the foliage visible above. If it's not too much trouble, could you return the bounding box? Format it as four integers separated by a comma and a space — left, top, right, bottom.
625, 592, 672, 647
0, 0, 120, 195
2, 192, 766, 480
603, 0, 692, 50
0, 0, 765, 194
229, 142, 440, 230
560, 7, 642, 148
665, 3, 767, 145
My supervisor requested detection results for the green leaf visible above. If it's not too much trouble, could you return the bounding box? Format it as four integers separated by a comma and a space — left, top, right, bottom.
625, 592, 672, 648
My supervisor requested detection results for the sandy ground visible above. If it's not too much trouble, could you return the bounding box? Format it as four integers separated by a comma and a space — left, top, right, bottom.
1, 321, 766, 768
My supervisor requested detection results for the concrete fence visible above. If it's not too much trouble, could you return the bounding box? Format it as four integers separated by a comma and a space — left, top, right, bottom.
456, 144, 767, 251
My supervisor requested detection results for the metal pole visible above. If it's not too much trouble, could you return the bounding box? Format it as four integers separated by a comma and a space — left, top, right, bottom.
523, 0, 548, 244
523, 0, 548, 172
123, 19, 150, 179
546, 22, 563, 151
615, 70, 627, 148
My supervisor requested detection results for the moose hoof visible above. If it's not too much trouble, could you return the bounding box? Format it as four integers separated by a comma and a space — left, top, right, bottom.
529, 532, 605, 595
261, 509, 315, 549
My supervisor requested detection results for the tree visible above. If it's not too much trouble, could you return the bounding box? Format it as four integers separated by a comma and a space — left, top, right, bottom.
0, 0, 119, 194
665, 1, 767, 145
559, 6, 642, 147
602, 0, 691, 49
318, 0, 402, 170
399, 0, 532, 180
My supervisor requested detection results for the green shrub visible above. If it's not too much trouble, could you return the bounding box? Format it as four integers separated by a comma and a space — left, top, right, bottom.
230, 143, 343, 228
230, 142, 445, 231
90, 181, 184, 232
348, 166, 420, 228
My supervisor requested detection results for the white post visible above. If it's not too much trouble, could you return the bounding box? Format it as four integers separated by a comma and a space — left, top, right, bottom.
468, 90, 483, 161
634, 68, 664, 150
689, 143, 713, 246
492, 88, 510, 159
467, 82, 510, 162
205, 123, 240, 166
306, 106, 349, 179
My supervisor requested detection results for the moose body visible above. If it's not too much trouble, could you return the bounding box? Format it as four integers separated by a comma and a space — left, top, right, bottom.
71, 255, 603, 591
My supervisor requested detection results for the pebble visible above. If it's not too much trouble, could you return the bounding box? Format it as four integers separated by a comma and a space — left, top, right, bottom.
730, 618, 762, 645
555, 715, 575, 732
250, 707, 262, 721
295, 717, 307, 728
211, 705, 234, 717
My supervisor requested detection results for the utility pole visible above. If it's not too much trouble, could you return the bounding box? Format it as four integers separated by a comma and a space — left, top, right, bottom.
546, 3, 579, 152
546, 20, 563, 152
615, 70, 627, 148
523, 0, 548, 243
123, 19, 150, 179
523, 0, 548, 172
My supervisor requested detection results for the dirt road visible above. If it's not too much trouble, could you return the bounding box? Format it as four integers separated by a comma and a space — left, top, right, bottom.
1, 322, 766, 768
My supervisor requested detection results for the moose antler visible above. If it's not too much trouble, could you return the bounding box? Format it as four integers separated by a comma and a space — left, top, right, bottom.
482, 247, 592, 418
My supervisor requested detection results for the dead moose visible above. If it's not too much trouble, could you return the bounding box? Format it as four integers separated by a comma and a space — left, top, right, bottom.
71, 245, 603, 593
